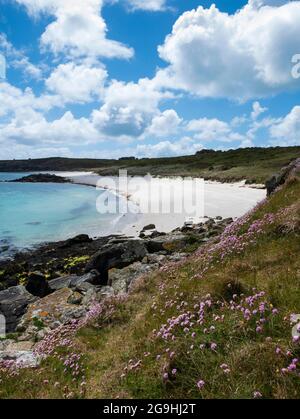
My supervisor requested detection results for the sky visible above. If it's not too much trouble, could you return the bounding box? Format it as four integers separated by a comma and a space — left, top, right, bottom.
0, 0, 300, 160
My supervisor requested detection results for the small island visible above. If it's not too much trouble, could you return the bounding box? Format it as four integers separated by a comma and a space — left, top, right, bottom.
8, 173, 69, 184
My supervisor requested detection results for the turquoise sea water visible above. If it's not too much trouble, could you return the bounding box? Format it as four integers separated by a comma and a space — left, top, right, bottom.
0, 173, 121, 258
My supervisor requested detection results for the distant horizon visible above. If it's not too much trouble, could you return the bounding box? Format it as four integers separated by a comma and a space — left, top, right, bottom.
1, 145, 300, 163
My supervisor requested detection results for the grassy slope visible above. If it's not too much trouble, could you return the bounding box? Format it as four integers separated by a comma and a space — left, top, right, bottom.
0, 170, 300, 399
0, 146, 299, 184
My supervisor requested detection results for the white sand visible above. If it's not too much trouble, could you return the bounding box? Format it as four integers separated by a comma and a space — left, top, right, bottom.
58, 172, 266, 237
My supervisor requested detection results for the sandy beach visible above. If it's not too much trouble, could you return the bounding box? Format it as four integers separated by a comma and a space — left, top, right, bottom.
55, 172, 266, 237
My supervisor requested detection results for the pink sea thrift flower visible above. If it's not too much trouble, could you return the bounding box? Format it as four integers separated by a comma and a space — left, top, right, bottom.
210, 343, 217, 351
197, 380, 205, 390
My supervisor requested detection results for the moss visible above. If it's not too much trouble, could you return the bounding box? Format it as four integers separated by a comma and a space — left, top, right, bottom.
162, 240, 186, 252
16, 272, 28, 286
32, 317, 45, 330
63, 255, 90, 272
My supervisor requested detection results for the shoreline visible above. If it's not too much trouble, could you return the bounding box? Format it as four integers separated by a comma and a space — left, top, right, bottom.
62, 171, 266, 237
0, 171, 266, 259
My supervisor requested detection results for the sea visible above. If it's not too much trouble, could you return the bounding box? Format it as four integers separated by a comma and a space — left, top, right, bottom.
0, 172, 124, 259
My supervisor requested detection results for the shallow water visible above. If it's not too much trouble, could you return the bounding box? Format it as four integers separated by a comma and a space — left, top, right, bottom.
0, 173, 122, 258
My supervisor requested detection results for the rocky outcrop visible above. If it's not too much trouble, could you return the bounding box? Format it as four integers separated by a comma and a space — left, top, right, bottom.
48, 270, 100, 292
142, 224, 156, 232
0, 348, 40, 368
9, 173, 68, 184
17, 288, 87, 340
85, 240, 147, 284
25, 272, 50, 298
109, 261, 156, 294
0, 286, 37, 332
266, 158, 300, 196
144, 232, 188, 253
0, 216, 234, 339
58, 234, 92, 249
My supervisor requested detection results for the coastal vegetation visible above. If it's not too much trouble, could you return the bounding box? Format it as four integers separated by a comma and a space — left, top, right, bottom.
0, 146, 299, 184
0, 160, 299, 399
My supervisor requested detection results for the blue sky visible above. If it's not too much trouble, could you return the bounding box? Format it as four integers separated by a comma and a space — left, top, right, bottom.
0, 0, 300, 159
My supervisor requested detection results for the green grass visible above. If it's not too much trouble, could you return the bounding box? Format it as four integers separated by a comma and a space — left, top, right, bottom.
1, 146, 299, 184
0, 168, 300, 399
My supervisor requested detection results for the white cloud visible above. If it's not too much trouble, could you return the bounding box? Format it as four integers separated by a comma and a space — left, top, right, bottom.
0, 81, 61, 118
92, 78, 172, 138
125, 0, 167, 11
247, 116, 277, 139
45, 62, 107, 103
270, 105, 300, 145
0, 109, 102, 146
146, 109, 182, 137
156, 1, 300, 100
187, 118, 231, 141
251, 101, 268, 120
0, 33, 43, 80
14, 0, 134, 59
135, 137, 203, 158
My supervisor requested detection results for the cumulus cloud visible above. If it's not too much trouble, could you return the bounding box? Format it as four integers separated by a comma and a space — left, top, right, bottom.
146, 109, 182, 137
0, 81, 61, 118
0, 108, 102, 147
270, 106, 300, 145
187, 118, 231, 140
14, 0, 133, 59
156, 1, 300, 100
186, 117, 245, 143
92, 78, 173, 138
135, 137, 203, 158
45, 62, 107, 104
2, 0, 299, 158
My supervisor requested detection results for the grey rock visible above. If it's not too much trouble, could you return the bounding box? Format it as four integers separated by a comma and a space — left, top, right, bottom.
0, 286, 37, 333
67, 293, 83, 305
142, 224, 156, 232
48, 270, 100, 293
69, 270, 100, 288
97, 286, 115, 299
145, 232, 187, 254
0, 350, 41, 368
60, 307, 87, 324
265, 158, 300, 195
74, 282, 95, 294
85, 240, 147, 284
81, 288, 98, 306
109, 261, 157, 294
58, 234, 92, 249
0, 339, 14, 351
48, 275, 76, 292
146, 254, 167, 265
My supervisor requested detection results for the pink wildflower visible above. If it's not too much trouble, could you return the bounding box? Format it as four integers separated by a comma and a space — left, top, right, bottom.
197, 380, 205, 390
